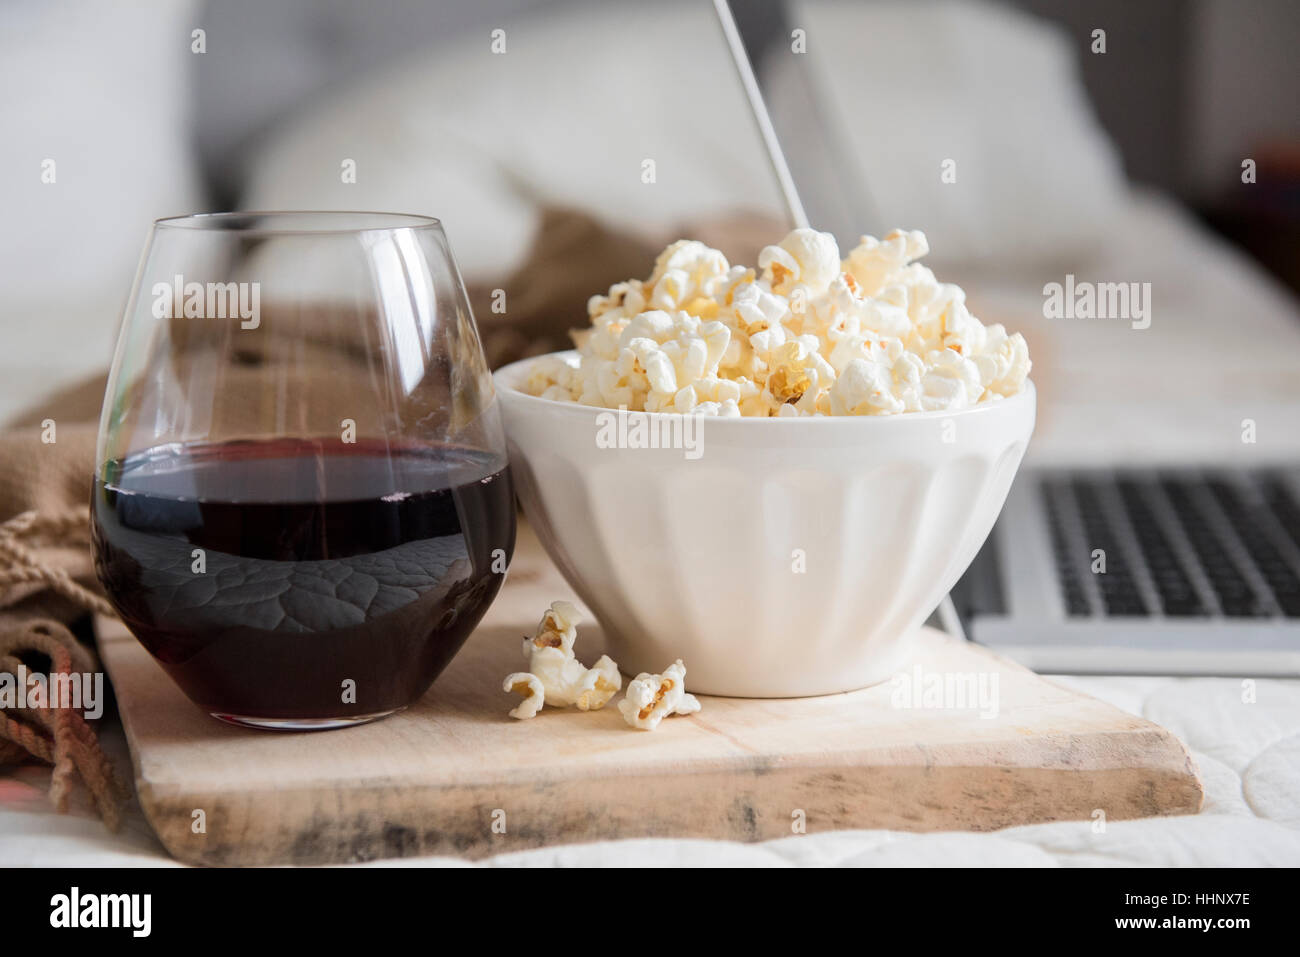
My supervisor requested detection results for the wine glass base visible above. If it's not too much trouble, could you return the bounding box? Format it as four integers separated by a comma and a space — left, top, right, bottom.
210, 708, 406, 731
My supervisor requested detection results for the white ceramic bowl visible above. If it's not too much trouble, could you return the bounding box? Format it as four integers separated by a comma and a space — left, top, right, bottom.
494, 352, 1035, 697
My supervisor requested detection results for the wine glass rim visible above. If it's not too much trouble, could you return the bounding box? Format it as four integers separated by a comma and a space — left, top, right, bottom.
153, 211, 444, 235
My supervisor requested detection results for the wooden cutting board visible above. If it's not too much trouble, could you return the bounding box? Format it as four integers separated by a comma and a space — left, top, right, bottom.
97, 521, 1203, 865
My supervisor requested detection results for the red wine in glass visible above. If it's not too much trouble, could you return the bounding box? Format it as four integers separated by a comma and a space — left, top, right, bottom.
92, 212, 515, 729
92, 438, 514, 728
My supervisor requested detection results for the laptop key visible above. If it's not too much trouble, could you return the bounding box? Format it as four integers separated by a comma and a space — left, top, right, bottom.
1072, 479, 1149, 617
1116, 479, 1205, 618
1263, 477, 1300, 554
1161, 478, 1270, 618
1207, 479, 1300, 617
1042, 481, 1092, 617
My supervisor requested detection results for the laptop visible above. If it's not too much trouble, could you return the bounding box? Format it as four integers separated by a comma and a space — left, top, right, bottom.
718, 0, 1300, 676
950, 468, 1300, 674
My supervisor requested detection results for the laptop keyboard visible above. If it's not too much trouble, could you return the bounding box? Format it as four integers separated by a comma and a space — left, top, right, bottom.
1041, 471, 1300, 619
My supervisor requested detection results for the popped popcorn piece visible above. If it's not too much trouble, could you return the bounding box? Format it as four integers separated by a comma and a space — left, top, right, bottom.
503, 673, 544, 720
758, 227, 841, 296
760, 338, 835, 415
529, 599, 581, 655
828, 358, 904, 416
646, 240, 731, 315
526, 227, 1030, 417
575, 655, 622, 712
504, 601, 622, 718
843, 228, 930, 297
618, 659, 702, 731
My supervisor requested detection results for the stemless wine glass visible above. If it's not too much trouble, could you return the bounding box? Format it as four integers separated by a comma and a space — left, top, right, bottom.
91, 212, 515, 730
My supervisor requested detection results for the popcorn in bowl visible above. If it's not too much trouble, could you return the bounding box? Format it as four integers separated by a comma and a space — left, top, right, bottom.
523, 228, 1030, 417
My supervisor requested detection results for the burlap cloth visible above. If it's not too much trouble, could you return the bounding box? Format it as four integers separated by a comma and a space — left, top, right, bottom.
0, 208, 780, 830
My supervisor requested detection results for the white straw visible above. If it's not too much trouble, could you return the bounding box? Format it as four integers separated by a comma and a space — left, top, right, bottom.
711, 0, 810, 229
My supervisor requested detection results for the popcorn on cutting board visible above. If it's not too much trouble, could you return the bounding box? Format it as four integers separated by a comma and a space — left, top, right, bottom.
504, 602, 702, 730
618, 659, 701, 731
504, 601, 620, 718
523, 228, 1031, 416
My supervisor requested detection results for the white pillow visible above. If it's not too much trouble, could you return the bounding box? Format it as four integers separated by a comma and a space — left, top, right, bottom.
773, 0, 1127, 266
0, 0, 204, 309
0, 0, 204, 416
240, 1, 784, 281
246, 0, 1126, 280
